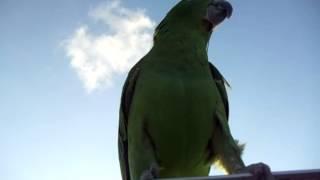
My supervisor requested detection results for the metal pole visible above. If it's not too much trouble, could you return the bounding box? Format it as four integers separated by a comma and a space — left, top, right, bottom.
157, 169, 320, 180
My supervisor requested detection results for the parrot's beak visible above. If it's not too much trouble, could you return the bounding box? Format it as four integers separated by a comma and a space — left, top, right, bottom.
204, 0, 233, 30
213, 0, 233, 19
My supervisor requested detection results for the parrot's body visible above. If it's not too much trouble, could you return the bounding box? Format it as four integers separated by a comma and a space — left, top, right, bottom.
118, 0, 246, 179
125, 48, 222, 178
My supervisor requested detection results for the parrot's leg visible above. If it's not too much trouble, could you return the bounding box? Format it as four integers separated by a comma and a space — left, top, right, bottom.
238, 163, 275, 180
129, 120, 161, 180
140, 162, 160, 180
139, 122, 160, 180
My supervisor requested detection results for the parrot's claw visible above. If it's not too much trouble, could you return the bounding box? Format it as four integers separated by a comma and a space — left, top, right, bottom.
140, 163, 160, 180
238, 162, 275, 180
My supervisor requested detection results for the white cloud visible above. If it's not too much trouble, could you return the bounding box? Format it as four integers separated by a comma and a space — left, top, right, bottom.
64, 0, 155, 92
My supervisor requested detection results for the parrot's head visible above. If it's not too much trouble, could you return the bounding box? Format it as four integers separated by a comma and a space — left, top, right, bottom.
154, 0, 233, 43
202, 0, 233, 31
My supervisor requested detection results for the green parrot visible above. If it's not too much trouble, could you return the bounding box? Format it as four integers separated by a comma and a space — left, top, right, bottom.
118, 0, 274, 179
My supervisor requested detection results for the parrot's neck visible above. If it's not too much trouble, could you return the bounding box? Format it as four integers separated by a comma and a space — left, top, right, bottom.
153, 32, 210, 64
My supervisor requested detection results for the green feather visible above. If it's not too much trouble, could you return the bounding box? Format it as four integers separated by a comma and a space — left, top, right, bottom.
118, 1, 244, 179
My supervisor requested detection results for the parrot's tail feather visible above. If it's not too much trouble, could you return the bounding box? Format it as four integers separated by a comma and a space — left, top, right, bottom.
213, 158, 228, 174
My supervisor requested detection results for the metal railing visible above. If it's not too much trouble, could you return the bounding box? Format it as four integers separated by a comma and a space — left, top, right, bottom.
158, 169, 320, 180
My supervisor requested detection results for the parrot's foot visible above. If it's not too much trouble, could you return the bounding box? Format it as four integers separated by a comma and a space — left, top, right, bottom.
140, 163, 160, 180
239, 162, 275, 180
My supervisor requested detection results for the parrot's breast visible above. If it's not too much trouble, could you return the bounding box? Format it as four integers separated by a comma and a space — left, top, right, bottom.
128, 59, 220, 176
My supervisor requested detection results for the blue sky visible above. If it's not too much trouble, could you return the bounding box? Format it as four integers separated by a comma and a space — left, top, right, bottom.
1, 0, 319, 179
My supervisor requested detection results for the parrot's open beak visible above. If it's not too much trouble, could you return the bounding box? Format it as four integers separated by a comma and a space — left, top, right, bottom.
203, 0, 233, 30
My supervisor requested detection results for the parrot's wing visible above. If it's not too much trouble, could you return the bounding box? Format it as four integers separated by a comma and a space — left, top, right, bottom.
208, 62, 230, 119
118, 60, 143, 180
208, 62, 245, 173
